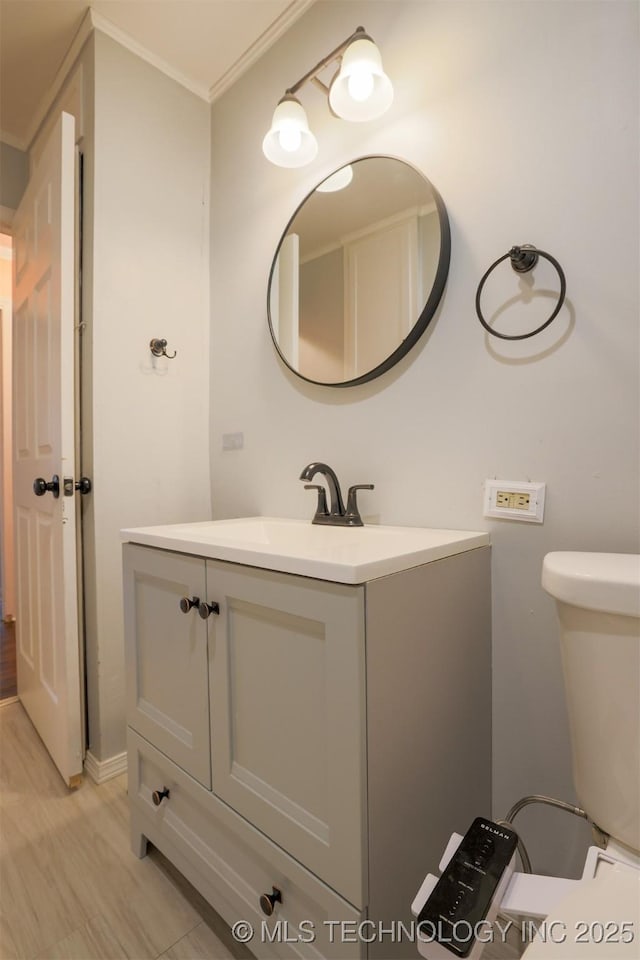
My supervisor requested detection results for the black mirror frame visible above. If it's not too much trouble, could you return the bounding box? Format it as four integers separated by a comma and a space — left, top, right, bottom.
267, 155, 451, 388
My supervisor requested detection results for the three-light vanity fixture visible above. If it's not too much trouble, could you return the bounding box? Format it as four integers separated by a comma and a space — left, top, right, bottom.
262, 26, 394, 168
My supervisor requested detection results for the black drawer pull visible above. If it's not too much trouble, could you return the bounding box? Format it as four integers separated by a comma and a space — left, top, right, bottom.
152, 787, 170, 806
198, 601, 220, 620
259, 886, 282, 917
179, 596, 200, 614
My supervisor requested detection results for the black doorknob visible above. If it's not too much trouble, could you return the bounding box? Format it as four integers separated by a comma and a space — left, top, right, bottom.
33, 475, 60, 498
151, 787, 170, 806
198, 601, 220, 620
259, 887, 282, 917
179, 596, 200, 614
63, 476, 93, 497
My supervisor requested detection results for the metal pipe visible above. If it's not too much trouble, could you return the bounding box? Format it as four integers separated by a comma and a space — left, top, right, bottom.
498, 794, 590, 875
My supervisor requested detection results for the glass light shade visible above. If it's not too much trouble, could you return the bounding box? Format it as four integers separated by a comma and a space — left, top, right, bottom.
328, 37, 394, 122
262, 97, 318, 168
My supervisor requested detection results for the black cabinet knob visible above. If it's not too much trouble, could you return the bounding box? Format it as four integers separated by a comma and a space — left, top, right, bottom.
198, 601, 220, 620
152, 787, 170, 806
33, 475, 60, 498
259, 887, 282, 917
179, 596, 200, 614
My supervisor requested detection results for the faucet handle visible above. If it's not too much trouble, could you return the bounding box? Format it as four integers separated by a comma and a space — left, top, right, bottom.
304, 484, 329, 520
345, 484, 375, 526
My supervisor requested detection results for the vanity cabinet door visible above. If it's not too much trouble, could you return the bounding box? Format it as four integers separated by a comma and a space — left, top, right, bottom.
207, 561, 367, 909
123, 544, 211, 788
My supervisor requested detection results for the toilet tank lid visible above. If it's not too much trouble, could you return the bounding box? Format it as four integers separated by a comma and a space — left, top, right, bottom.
542, 552, 640, 618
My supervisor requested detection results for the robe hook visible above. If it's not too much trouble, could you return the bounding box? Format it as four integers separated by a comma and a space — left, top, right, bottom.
149, 338, 177, 359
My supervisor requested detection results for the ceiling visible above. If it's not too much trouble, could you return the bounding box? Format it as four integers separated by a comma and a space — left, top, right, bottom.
0, 0, 313, 149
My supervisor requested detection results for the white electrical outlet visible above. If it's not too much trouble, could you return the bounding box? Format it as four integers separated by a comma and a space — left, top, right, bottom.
484, 479, 545, 523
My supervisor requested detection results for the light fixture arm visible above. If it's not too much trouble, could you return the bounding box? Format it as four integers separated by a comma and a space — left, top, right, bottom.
284, 26, 368, 98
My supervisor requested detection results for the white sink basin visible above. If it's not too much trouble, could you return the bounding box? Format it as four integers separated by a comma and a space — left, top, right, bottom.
121, 517, 489, 584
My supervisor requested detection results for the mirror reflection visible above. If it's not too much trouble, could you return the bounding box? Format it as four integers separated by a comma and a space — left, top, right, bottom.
268, 156, 450, 386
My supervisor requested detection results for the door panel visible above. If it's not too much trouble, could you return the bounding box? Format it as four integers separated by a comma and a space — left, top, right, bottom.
344, 215, 418, 378
123, 544, 211, 788
208, 561, 367, 908
12, 112, 83, 786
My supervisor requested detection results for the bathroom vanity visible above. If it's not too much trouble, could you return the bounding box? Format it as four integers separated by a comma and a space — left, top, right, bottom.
122, 518, 491, 959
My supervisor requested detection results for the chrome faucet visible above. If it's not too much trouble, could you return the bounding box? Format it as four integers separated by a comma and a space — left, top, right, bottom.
299, 462, 374, 527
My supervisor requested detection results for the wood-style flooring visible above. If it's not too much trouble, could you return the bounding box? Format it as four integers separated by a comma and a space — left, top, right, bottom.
0, 701, 522, 960
0, 701, 252, 960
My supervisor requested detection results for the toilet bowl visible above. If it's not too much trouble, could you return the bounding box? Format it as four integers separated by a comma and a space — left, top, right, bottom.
526, 551, 640, 957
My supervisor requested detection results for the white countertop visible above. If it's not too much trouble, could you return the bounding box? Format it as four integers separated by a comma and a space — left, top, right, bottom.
121, 517, 490, 584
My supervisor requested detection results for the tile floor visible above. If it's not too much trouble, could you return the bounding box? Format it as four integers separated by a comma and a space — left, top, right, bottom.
0, 700, 521, 960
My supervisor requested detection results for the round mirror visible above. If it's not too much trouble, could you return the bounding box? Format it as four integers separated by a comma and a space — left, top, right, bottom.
267, 156, 450, 387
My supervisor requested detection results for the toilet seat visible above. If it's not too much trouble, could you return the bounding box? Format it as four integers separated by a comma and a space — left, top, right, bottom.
523, 864, 640, 958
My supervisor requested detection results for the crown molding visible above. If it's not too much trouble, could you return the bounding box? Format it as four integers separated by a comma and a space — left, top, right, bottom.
89, 9, 211, 101
24, 8, 94, 150
24, 5, 211, 151
208, 0, 316, 103
0, 129, 26, 151
17, 0, 315, 151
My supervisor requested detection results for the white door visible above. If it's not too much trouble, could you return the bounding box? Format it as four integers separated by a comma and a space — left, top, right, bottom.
12, 112, 83, 787
271, 232, 300, 368
344, 215, 418, 378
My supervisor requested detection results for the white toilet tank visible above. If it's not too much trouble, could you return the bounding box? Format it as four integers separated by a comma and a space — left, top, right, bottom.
542, 552, 640, 855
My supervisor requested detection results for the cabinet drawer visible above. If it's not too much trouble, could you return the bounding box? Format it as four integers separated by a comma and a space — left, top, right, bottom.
129, 730, 364, 959
123, 544, 211, 787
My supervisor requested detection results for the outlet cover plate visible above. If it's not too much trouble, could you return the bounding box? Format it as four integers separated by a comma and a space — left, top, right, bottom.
484, 479, 545, 523
222, 432, 244, 451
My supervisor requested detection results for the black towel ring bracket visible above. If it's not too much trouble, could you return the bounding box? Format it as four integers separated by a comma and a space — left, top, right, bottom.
475, 244, 566, 341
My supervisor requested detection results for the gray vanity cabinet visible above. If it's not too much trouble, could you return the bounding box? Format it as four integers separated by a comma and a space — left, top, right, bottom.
207, 559, 367, 907
123, 540, 491, 960
124, 547, 211, 788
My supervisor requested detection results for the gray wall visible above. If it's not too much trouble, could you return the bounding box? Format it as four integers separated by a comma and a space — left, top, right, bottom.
210, 0, 639, 879
32, 31, 213, 766
0, 142, 28, 211
84, 31, 212, 762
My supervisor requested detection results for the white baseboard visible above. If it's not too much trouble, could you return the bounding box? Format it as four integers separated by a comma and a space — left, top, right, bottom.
84, 749, 127, 784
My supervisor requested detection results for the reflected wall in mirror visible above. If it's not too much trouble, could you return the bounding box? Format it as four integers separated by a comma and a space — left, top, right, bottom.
268, 156, 451, 387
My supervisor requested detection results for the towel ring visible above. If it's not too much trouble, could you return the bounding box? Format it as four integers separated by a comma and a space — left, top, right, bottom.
475, 245, 566, 341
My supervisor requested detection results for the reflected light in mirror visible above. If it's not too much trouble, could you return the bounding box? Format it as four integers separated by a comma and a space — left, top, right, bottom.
316, 165, 353, 193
